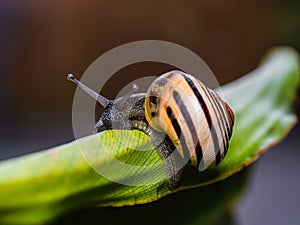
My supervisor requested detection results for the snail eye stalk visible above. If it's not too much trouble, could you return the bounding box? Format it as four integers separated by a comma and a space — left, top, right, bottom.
67, 74, 110, 107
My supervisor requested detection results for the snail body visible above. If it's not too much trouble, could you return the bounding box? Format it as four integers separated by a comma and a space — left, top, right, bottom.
67, 70, 234, 189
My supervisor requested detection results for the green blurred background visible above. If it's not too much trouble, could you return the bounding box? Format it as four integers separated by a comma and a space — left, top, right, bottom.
0, 1, 299, 224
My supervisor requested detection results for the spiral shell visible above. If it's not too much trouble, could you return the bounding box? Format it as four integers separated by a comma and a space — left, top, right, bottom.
145, 71, 234, 171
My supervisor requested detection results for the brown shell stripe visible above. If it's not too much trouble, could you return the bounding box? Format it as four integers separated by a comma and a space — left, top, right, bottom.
196, 81, 229, 160
166, 106, 191, 161
201, 84, 232, 156
161, 73, 214, 168
158, 74, 203, 165
172, 90, 203, 166
201, 87, 228, 161
181, 74, 223, 167
209, 92, 230, 154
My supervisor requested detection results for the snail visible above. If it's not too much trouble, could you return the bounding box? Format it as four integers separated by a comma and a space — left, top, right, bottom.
67, 70, 234, 189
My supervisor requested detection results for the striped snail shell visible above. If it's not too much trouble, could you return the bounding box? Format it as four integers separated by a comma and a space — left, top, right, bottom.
67, 70, 234, 189
145, 71, 234, 171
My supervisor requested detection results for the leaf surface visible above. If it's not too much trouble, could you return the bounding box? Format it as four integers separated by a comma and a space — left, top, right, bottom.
0, 47, 298, 225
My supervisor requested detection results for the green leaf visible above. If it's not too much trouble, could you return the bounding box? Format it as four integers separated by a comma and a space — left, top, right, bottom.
56, 166, 250, 225
0, 47, 299, 225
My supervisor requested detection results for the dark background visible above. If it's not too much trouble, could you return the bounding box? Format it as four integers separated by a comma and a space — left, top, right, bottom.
0, 1, 299, 224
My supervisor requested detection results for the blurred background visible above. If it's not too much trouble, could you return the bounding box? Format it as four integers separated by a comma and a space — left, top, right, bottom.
0, 1, 299, 224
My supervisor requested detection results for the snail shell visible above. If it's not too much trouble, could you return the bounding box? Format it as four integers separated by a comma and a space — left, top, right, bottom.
145, 71, 234, 171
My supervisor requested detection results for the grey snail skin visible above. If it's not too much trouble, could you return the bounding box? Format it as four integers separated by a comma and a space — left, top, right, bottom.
67, 71, 234, 190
